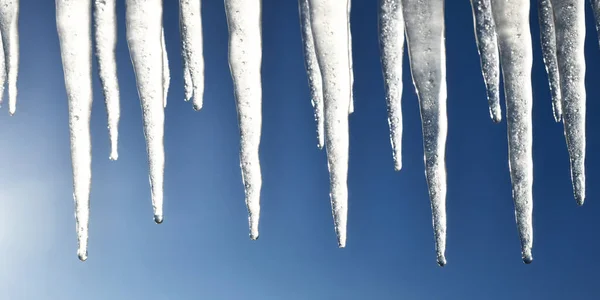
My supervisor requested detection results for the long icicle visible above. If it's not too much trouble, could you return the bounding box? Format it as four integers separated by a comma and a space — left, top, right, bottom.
161, 27, 169, 108
403, 0, 448, 266
93, 0, 120, 160
551, 0, 586, 205
56, 0, 93, 261
309, 0, 351, 247
491, 0, 534, 263
538, 0, 562, 122
125, 0, 166, 224
347, 0, 354, 114
224, 0, 263, 240
378, 0, 405, 171
470, 0, 501, 123
299, 0, 325, 149
0, 0, 19, 115
179, 0, 205, 111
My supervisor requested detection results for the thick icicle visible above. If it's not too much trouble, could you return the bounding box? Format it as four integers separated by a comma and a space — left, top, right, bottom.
491, 0, 534, 263
309, 0, 350, 247
347, 0, 354, 114
298, 0, 325, 149
161, 27, 169, 108
179, 0, 204, 111
403, 0, 447, 266
551, 0, 586, 205
470, 0, 501, 123
94, 0, 120, 160
56, 0, 93, 261
125, 0, 165, 224
0, 0, 19, 115
224, 0, 263, 240
183, 61, 193, 101
378, 0, 405, 171
538, 0, 562, 122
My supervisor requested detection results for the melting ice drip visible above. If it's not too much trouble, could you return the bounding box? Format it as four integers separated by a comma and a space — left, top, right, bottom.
38, 0, 593, 263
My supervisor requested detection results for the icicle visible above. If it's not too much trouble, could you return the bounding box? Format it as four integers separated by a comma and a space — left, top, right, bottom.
0, 32, 6, 106
183, 60, 193, 101
161, 27, 169, 108
347, 0, 354, 114
470, 0, 501, 123
309, 0, 350, 248
491, 0, 534, 264
591, 0, 600, 46
125, 0, 165, 224
378, 0, 404, 171
94, 0, 120, 160
403, 0, 447, 266
538, 0, 562, 122
56, 0, 93, 261
0, 0, 19, 115
179, 0, 204, 111
299, 0, 325, 149
551, 0, 586, 205
224, 0, 263, 240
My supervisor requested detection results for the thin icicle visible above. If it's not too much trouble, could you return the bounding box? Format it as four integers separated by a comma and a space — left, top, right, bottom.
161, 27, 169, 108
299, 0, 325, 149
309, 0, 350, 248
347, 0, 354, 114
56, 0, 93, 261
94, 0, 120, 160
538, 0, 562, 122
179, 0, 204, 111
591, 0, 600, 46
224, 0, 263, 240
378, 0, 405, 171
470, 0, 501, 123
491, 0, 534, 264
403, 0, 447, 266
0, 0, 19, 115
0, 33, 6, 106
551, 0, 586, 205
125, 0, 165, 224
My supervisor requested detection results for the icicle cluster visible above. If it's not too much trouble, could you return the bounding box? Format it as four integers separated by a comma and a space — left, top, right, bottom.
47, 0, 595, 263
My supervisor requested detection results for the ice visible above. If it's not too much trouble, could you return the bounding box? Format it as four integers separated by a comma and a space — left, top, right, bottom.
298, 0, 325, 149
224, 0, 263, 240
591, 0, 600, 46
551, 0, 586, 205
161, 27, 169, 108
309, 0, 351, 247
0, 0, 19, 115
347, 0, 354, 114
470, 0, 501, 123
378, 0, 405, 171
56, 0, 93, 261
94, 0, 120, 160
0, 33, 6, 106
491, 0, 534, 264
125, 0, 165, 224
179, 0, 204, 111
403, 0, 447, 266
538, 0, 562, 122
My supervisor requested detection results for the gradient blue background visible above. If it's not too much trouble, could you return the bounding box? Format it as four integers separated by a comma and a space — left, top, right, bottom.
0, 0, 599, 299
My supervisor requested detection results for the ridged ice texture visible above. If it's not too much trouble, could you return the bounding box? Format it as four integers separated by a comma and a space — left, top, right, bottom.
551, 0, 586, 205
161, 27, 169, 108
347, 0, 354, 114
403, 0, 447, 266
224, 0, 263, 240
378, 0, 404, 171
538, 0, 562, 122
491, 0, 534, 264
94, 0, 120, 160
125, 0, 165, 224
309, 0, 350, 247
179, 0, 204, 111
470, 0, 501, 123
299, 0, 325, 149
0, 0, 19, 115
56, 0, 93, 261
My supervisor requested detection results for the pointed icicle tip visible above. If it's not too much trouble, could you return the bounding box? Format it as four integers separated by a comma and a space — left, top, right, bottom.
154, 214, 163, 224
109, 152, 118, 161
522, 255, 533, 264
250, 233, 259, 240
78, 250, 88, 262
193, 103, 202, 111
394, 161, 402, 172
437, 256, 446, 267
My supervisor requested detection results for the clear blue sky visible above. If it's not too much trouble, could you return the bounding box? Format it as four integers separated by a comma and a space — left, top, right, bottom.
0, 0, 599, 299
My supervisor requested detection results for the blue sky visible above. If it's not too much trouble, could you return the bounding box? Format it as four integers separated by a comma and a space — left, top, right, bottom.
0, 0, 599, 299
